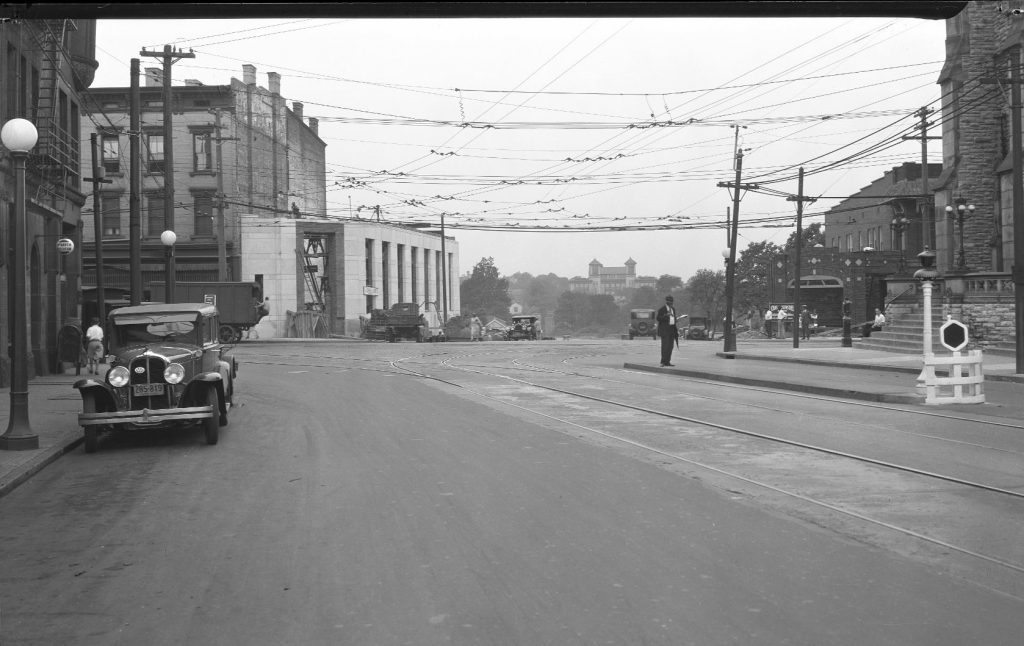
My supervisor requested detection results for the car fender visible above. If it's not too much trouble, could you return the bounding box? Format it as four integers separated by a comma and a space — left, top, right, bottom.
184, 372, 226, 413
73, 380, 119, 410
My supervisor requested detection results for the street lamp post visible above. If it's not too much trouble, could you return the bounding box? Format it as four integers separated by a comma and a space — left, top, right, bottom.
721, 247, 736, 352
944, 197, 976, 271
161, 230, 177, 303
890, 214, 910, 273
0, 118, 39, 450
914, 247, 938, 390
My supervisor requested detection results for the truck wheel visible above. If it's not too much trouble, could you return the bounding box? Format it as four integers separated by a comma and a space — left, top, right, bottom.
219, 325, 236, 343
205, 387, 220, 445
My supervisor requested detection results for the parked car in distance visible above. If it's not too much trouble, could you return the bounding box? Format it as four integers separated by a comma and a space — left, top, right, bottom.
628, 308, 658, 340
683, 315, 712, 340
506, 314, 542, 341
74, 302, 237, 453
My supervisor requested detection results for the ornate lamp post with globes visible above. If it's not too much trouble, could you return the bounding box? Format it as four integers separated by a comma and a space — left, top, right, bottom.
890, 213, 910, 273
0, 118, 39, 450
945, 197, 976, 271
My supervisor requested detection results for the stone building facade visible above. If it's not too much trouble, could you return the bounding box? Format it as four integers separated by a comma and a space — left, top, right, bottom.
0, 19, 96, 385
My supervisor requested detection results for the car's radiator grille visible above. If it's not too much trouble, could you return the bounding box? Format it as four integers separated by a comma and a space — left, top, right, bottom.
128, 356, 172, 409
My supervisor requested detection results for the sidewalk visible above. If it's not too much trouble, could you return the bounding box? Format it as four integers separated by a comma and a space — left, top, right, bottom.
0, 365, 91, 499
2, 338, 1022, 500
626, 336, 1024, 411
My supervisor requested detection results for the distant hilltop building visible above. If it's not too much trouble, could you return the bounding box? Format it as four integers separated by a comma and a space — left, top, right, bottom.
570, 258, 657, 295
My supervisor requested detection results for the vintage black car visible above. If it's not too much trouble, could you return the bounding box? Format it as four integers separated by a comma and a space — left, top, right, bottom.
628, 308, 658, 340
683, 315, 712, 340
74, 303, 237, 453
506, 314, 541, 341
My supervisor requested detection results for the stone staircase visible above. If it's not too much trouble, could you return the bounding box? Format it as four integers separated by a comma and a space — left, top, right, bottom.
856, 303, 1016, 356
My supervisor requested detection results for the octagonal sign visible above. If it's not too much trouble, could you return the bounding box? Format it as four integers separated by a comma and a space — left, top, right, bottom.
939, 319, 969, 352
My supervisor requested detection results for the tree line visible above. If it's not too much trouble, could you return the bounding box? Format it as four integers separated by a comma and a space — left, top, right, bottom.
457, 225, 823, 337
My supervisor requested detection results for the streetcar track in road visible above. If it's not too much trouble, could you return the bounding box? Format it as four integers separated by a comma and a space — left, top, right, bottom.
385, 354, 1024, 580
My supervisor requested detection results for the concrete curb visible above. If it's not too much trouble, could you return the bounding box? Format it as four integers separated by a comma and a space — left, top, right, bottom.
0, 430, 82, 500
623, 363, 925, 405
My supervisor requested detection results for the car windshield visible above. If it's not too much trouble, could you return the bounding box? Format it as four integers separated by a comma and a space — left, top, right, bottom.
112, 316, 198, 346
632, 312, 654, 319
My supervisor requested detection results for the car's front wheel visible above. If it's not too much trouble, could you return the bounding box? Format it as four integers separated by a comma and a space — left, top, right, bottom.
205, 387, 220, 445
82, 391, 99, 453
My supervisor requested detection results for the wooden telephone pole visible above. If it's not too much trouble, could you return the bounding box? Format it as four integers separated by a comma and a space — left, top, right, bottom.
717, 148, 758, 353
787, 168, 816, 349
901, 106, 940, 250
140, 45, 195, 302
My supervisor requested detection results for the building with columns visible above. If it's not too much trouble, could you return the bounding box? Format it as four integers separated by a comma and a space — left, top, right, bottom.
240, 216, 459, 338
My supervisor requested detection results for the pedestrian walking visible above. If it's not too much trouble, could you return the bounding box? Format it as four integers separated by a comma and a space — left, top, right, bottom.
84, 317, 104, 374
656, 295, 679, 367
470, 314, 483, 341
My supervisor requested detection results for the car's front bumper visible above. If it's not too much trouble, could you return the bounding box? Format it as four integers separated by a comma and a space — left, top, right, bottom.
78, 405, 213, 427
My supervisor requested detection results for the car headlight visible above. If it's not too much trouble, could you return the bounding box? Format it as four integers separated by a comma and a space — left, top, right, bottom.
164, 363, 185, 384
108, 366, 130, 388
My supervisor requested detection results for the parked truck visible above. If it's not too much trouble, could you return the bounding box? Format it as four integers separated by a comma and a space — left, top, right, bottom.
364, 302, 446, 343
149, 281, 264, 343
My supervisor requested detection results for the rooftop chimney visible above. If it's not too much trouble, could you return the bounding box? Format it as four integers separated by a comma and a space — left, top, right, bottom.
308, 117, 318, 135
267, 71, 280, 95
292, 102, 303, 119
145, 67, 163, 87
243, 64, 256, 85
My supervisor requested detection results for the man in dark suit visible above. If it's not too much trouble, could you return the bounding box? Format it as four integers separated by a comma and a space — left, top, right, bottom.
656, 295, 679, 367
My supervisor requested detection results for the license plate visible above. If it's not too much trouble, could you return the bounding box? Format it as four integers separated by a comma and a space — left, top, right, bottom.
133, 383, 165, 397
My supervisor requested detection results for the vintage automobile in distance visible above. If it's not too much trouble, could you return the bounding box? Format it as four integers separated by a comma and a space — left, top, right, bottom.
682, 315, 712, 340
506, 314, 541, 341
628, 308, 658, 340
74, 302, 237, 453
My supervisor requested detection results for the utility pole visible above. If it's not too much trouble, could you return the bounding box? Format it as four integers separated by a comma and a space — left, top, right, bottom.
786, 168, 816, 349
87, 134, 112, 324
210, 108, 238, 281
902, 106, 939, 250
717, 148, 758, 353
129, 58, 142, 305
141, 45, 195, 303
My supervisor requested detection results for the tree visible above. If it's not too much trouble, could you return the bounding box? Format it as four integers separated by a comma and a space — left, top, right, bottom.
522, 273, 569, 316
655, 274, 683, 295
626, 286, 660, 310
686, 268, 726, 334
459, 257, 511, 318
735, 240, 783, 315
784, 222, 825, 254
554, 292, 621, 336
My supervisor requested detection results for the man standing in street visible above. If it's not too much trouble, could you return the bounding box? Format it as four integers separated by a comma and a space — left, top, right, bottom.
656, 295, 679, 367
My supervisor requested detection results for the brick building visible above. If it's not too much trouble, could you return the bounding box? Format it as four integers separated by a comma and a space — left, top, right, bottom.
78, 64, 326, 305
1, 19, 97, 385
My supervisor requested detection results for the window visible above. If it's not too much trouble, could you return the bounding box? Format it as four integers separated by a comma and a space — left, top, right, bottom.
382, 241, 390, 307
102, 135, 120, 174
192, 130, 213, 172
146, 193, 165, 236
101, 194, 121, 238
147, 133, 165, 173
411, 246, 418, 302
397, 244, 405, 302
193, 192, 214, 236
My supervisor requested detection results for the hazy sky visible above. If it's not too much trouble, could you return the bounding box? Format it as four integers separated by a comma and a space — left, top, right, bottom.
89, 10, 949, 280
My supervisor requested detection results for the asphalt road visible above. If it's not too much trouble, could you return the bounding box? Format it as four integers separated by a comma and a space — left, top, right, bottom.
1, 341, 1022, 645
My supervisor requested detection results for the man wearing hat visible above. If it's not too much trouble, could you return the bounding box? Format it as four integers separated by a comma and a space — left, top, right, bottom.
656, 295, 679, 367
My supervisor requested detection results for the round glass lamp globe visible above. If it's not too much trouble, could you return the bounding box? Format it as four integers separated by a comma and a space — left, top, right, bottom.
721, 248, 731, 259
160, 230, 177, 247
1, 118, 38, 152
